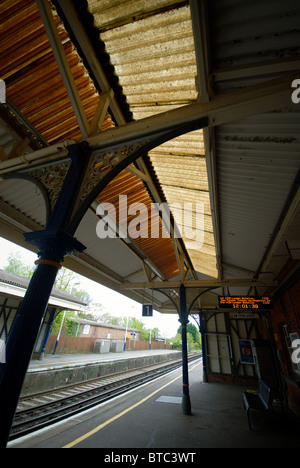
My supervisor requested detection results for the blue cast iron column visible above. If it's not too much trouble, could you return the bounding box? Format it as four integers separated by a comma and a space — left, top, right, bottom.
0, 143, 88, 448
0, 233, 85, 447
179, 284, 192, 415
199, 312, 208, 383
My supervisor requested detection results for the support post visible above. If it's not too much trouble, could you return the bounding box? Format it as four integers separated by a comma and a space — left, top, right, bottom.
179, 284, 192, 415
0, 143, 89, 448
0, 232, 85, 448
199, 312, 208, 383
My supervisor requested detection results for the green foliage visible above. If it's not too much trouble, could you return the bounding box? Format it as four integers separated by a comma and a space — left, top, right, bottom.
3, 252, 164, 341
171, 333, 182, 350
141, 327, 160, 341
4, 251, 93, 337
176, 322, 202, 350
4, 252, 35, 278
126, 317, 145, 331
95, 311, 123, 326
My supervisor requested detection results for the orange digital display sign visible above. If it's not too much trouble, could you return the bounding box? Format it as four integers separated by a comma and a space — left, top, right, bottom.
218, 296, 272, 310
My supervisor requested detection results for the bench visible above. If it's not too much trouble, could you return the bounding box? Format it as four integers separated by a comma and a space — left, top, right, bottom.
242, 379, 272, 430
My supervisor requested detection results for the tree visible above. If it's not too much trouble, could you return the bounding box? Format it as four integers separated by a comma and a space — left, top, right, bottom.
54, 267, 92, 304
4, 252, 34, 278
95, 311, 123, 326
141, 327, 160, 341
171, 333, 182, 350
126, 317, 145, 331
4, 251, 92, 303
4, 251, 94, 337
178, 323, 201, 347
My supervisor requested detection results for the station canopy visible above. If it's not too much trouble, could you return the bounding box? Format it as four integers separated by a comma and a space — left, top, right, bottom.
0, 0, 299, 314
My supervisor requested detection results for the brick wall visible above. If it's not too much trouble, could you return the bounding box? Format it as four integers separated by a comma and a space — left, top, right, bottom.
45, 335, 171, 354
45, 335, 95, 354
78, 323, 142, 341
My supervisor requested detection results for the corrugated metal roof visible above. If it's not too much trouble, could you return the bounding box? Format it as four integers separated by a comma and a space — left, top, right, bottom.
74, 209, 143, 279
0, 0, 180, 283
93, 0, 217, 278
0, 0, 299, 305
0, 178, 47, 227
1, 0, 113, 144
216, 108, 300, 272
99, 5, 197, 108
0, 268, 86, 306
97, 169, 180, 279
209, 0, 300, 70
207, 0, 300, 293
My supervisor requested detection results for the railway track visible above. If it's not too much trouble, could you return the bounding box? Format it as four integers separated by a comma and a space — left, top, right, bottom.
10, 353, 201, 441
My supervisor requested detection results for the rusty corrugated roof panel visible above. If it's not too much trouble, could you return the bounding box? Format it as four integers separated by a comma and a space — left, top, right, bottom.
97, 169, 180, 279
0, 0, 180, 280
1, 0, 114, 144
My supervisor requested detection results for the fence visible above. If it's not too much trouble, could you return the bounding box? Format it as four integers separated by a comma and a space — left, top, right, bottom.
44, 335, 171, 354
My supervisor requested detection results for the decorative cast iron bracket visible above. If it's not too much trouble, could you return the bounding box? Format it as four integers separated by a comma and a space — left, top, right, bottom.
26, 118, 208, 237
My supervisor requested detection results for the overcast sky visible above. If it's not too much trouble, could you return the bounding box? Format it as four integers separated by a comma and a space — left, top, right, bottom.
0, 236, 180, 338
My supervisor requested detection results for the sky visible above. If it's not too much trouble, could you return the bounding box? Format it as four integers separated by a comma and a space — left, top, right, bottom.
0, 236, 180, 338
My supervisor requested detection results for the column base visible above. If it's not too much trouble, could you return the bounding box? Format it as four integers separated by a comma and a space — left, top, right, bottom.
182, 393, 192, 415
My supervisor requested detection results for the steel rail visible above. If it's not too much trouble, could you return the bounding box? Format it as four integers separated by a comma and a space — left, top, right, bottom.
10, 354, 201, 441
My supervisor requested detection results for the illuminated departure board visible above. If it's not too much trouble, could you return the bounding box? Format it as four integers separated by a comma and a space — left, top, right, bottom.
218, 296, 272, 310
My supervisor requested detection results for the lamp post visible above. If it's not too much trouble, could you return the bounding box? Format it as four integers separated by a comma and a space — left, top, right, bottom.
53, 310, 66, 356
53, 281, 80, 356
124, 316, 128, 351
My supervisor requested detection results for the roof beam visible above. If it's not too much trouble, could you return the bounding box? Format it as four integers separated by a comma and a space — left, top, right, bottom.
89, 91, 113, 136
256, 177, 300, 281
213, 58, 300, 83
189, 0, 223, 283
0, 74, 295, 177
189, 0, 211, 104
134, 157, 196, 282
37, 0, 90, 139
56, 0, 196, 281
86, 74, 297, 150
120, 278, 275, 291
56, 0, 126, 127
204, 128, 223, 282
0, 146, 8, 162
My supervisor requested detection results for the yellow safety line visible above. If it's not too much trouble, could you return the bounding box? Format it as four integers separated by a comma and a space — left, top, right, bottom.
63, 361, 201, 449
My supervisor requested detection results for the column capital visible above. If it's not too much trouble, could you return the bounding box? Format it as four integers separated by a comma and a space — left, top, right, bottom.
24, 229, 86, 264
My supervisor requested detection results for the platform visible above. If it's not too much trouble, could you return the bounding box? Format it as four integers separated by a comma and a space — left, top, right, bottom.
28, 349, 181, 370
22, 350, 182, 396
12, 359, 300, 449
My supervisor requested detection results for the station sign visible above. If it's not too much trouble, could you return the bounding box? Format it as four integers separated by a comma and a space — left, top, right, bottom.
142, 304, 153, 317
218, 296, 272, 310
